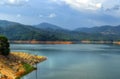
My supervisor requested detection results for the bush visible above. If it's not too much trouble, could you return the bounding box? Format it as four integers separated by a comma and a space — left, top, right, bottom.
0, 35, 10, 56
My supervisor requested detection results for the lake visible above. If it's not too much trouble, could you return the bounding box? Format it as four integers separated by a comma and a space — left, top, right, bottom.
10, 44, 120, 79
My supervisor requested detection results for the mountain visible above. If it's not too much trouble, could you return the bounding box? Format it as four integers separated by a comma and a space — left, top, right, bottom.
0, 20, 120, 41
75, 25, 120, 35
0, 20, 21, 28
34, 22, 77, 41
34, 22, 64, 31
74, 25, 120, 41
0, 20, 76, 41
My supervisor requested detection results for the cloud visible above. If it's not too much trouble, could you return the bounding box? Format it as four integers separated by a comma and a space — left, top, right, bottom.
48, 13, 56, 18
51, 0, 120, 12
63, 0, 102, 10
105, 5, 120, 12
0, 0, 29, 6
50, 0, 103, 11
113, 5, 120, 10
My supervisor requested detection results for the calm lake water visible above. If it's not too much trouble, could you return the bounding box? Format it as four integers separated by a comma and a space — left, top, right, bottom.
10, 44, 120, 79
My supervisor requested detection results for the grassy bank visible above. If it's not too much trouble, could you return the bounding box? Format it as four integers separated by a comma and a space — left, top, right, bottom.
16, 63, 35, 79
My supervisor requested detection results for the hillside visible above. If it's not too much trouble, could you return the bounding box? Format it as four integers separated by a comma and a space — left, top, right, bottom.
35, 22, 64, 30
75, 25, 120, 35
0, 20, 75, 41
0, 20, 120, 41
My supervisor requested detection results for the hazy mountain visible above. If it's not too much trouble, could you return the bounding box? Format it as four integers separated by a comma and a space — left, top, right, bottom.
0, 20, 120, 41
75, 25, 120, 35
0, 20, 21, 28
34, 22, 76, 40
34, 22, 64, 31
0, 20, 75, 41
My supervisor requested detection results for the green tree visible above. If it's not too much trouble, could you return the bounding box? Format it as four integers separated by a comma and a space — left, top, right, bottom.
0, 35, 10, 56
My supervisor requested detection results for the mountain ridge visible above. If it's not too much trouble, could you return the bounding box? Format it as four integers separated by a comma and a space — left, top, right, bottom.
0, 20, 120, 41
34, 22, 64, 30
75, 25, 120, 35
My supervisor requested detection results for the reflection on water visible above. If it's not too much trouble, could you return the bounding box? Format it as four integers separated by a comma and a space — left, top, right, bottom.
11, 44, 120, 79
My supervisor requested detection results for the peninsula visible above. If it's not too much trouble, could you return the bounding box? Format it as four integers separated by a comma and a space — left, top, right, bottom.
0, 52, 46, 79
0, 36, 47, 79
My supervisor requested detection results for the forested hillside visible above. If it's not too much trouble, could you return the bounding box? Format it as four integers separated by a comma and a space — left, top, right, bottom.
0, 20, 120, 41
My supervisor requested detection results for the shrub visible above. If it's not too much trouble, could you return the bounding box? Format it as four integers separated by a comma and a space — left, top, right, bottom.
0, 35, 10, 56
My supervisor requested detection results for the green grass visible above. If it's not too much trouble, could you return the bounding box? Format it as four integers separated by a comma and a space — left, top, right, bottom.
23, 63, 35, 74
16, 63, 36, 79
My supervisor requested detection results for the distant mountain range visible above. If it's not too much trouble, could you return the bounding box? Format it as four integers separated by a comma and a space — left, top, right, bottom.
75, 25, 120, 35
0, 20, 120, 41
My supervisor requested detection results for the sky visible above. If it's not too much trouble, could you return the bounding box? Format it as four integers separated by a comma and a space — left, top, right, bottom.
0, 0, 120, 29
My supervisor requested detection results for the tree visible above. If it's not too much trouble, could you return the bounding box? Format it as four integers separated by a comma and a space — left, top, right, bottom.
0, 35, 10, 56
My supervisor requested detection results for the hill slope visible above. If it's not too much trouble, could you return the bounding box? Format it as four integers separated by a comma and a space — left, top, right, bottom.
75, 25, 120, 35
35, 22, 63, 30
0, 20, 120, 41
0, 20, 76, 41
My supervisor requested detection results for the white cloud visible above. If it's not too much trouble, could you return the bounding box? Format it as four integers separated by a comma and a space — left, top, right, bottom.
8, 0, 16, 4
48, 13, 56, 18
50, 0, 103, 11
0, 0, 29, 6
50, 0, 120, 11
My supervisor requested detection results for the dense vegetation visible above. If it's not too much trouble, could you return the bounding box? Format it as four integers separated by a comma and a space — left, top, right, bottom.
0, 35, 10, 56
0, 20, 120, 41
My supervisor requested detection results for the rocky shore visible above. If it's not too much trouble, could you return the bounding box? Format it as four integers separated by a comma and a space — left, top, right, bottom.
0, 52, 47, 79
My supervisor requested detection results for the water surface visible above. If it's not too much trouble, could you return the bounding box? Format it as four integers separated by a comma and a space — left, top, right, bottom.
10, 44, 120, 79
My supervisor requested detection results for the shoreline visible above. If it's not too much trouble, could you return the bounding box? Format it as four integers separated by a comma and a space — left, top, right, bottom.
0, 52, 47, 79
10, 41, 73, 44
10, 40, 120, 45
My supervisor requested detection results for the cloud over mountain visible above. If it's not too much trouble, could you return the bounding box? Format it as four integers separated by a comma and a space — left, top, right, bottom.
1, 0, 120, 29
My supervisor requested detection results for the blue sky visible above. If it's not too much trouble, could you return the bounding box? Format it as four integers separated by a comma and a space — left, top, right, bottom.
0, 0, 120, 29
